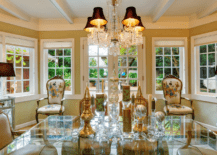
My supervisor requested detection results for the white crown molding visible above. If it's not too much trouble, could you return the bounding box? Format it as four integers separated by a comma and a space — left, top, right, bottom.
38, 18, 86, 31
0, 12, 217, 31
189, 13, 217, 28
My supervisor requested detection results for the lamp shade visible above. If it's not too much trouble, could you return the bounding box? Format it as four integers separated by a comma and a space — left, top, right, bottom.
84, 17, 95, 32
122, 7, 139, 26
134, 16, 145, 32
90, 7, 107, 26
0, 62, 15, 77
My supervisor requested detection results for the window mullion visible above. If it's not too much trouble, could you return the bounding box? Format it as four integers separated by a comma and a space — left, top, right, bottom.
171, 47, 173, 75
21, 47, 23, 94
206, 45, 208, 93
163, 47, 165, 78
13, 47, 16, 94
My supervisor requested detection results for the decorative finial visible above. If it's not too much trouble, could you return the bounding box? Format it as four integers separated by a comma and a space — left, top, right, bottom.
84, 84, 90, 100
136, 81, 143, 98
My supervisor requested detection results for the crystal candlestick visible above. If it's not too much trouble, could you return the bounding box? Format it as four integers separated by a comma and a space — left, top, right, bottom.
147, 109, 157, 142
133, 104, 147, 140
108, 66, 121, 139
155, 111, 165, 138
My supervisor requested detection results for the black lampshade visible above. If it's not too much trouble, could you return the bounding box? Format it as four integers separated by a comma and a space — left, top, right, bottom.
84, 17, 95, 32
90, 7, 107, 26
0, 62, 15, 77
135, 16, 145, 32
122, 7, 139, 26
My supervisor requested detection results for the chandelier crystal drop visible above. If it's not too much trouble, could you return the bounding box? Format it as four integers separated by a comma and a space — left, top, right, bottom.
84, 0, 145, 56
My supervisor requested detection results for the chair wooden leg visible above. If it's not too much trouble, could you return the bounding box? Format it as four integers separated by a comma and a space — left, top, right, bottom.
192, 112, 195, 120
36, 113, 39, 124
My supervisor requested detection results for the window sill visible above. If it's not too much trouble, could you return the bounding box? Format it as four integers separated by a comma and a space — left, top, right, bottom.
5, 94, 41, 103
191, 94, 217, 103
6, 93, 83, 103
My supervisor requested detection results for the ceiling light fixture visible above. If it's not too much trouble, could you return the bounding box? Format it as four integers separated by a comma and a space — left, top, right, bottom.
84, 0, 145, 56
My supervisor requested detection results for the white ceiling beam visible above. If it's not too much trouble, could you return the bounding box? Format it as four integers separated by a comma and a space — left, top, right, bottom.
152, 0, 175, 23
49, 0, 73, 24
197, 1, 217, 19
0, 0, 30, 21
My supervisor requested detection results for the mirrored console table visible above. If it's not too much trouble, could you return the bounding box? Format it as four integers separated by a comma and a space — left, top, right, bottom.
0, 97, 15, 130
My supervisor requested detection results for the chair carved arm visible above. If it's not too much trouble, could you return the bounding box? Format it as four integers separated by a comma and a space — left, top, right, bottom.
163, 98, 169, 113
153, 97, 157, 103
36, 98, 48, 112
60, 98, 65, 113
181, 97, 193, 107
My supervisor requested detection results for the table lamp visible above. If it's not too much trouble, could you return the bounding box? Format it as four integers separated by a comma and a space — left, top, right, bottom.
0, 62, 15, 98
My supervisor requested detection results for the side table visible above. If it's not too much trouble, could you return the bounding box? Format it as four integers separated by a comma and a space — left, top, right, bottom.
0, 96, 15, 130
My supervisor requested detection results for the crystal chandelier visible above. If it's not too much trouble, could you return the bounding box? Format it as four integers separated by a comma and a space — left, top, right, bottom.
84, 0, 145, 56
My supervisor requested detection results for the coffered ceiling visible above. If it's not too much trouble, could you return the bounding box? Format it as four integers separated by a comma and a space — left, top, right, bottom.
3, 0, 216, 22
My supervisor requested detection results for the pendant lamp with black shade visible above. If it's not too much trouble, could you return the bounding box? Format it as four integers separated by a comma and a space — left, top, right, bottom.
122, 7, 139, 27
90, 7, 107, 26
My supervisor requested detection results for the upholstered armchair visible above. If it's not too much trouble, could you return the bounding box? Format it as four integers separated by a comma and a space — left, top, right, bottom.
162, 75, 194, 119
36, 75, 65, 123
0, 110, 25, 150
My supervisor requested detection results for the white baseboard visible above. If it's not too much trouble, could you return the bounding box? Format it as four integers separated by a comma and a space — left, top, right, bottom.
195, 121, 217, 131
16, 119, 44, 130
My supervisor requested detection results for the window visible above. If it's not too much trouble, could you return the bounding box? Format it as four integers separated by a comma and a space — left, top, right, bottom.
118, 46, 140, 95
0, 33, 37, 100
47, 48, 72, 91
192, 31, 217, 101
6, 46, 34, 95
41, 39, 74, 95
82, 38, 144, 98
86, 45, 109, 94
153, 38, 187, 95
196, 43, 216, 94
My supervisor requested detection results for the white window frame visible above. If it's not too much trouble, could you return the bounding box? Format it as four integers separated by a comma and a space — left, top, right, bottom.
0, 31, 38, 103
152, 37, 188, 99
191, 31, 217, 103
40, 38, 80, 99
81, 37, 146, 98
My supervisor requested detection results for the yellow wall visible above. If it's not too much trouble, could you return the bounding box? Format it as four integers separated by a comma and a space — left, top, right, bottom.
189, 21, 217, 126
142, 29, 190, 93
0, 20, 217, 126
39, 31, 88, 94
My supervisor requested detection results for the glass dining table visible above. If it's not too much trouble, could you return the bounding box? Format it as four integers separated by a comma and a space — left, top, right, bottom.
0, 115, 216, 155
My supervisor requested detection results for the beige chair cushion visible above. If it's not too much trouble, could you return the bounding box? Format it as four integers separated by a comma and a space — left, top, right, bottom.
162, 78, 182, 105
164, 105, 193, 114
38, 104, 65, 114
47, 79, 64, 104
0, 111, 13, 150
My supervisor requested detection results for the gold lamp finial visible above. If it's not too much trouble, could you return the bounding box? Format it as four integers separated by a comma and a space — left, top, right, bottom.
84, 83, 91, 100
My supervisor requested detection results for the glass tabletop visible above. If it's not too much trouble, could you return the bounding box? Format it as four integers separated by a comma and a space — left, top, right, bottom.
0, 115, 216, 155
